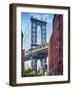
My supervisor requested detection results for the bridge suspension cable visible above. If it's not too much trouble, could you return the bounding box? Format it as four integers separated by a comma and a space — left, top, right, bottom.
23, 20, 30, 42
22, 20, 31, 50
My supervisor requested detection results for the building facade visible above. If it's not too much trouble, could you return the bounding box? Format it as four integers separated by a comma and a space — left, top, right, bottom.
48, 14, 63, 75
48, 33, 53, 75
21, 32, 26, 77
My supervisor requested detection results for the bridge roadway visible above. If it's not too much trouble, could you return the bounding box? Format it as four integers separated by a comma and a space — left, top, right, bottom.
24, 43, 48, 61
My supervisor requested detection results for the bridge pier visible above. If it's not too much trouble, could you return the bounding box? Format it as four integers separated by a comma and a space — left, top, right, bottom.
28, 47, 48, 76
40, 57, 47, 74
31, 56, 37, 75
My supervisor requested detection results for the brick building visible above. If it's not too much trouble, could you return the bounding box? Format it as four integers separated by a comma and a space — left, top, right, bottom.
48, 14, 63, 75
48, 33, 53, 75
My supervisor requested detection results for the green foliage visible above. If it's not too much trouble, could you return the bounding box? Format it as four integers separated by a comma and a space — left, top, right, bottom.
24, 68, 33, 73
24, 68, 49, 77
24, 68, 35, 77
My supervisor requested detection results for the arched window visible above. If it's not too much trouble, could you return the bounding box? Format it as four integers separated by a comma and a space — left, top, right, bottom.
37, 26, 41, 45
37, 60, 41, 70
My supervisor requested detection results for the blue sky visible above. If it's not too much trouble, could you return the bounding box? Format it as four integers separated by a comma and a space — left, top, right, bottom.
21, 12, 54, 69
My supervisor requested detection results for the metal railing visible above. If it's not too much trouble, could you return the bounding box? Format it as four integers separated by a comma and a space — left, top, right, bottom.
25, 43, 48, 56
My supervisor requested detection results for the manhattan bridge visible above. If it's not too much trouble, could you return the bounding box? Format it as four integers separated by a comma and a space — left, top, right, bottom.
22, 16, 49, 76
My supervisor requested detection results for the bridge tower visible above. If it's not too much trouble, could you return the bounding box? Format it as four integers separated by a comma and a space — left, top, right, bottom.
30, 16, 47, 74
30, 16, 47, 48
